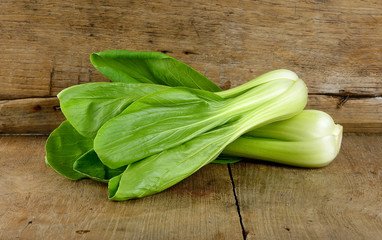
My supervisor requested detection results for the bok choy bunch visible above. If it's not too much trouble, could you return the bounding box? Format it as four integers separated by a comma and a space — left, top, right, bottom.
45, 50, 342, 201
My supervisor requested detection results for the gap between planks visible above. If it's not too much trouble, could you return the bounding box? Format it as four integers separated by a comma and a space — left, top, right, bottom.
1, 95, 382, 134
228, 164, 247, 240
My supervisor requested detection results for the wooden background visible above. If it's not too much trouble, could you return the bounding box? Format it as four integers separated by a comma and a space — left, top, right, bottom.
1, 1, 382, 239
0, 0, 381, 134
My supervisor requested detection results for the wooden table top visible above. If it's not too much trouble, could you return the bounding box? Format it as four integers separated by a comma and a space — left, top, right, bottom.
1, 135, 381, 239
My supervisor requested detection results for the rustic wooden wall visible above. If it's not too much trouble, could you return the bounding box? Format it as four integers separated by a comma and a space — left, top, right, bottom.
1, 0, 381, 134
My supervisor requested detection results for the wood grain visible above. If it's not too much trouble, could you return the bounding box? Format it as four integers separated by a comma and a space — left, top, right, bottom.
0, 136, 242, 239
231, 134, 382, 239
306, 95, 382, 133
1, 0, 381, 99
0, 97, 65, 134
1, 95, 380, 134
1, 134, 381, 239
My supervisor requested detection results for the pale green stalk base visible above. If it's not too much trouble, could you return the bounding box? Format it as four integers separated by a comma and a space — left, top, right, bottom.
222, 110, 343, 168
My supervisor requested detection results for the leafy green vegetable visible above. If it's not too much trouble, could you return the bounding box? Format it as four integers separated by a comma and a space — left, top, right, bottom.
90, 50, 221, 92
45, 50, 342, 202
95, 74, 299, 169
107, 76, 307, 200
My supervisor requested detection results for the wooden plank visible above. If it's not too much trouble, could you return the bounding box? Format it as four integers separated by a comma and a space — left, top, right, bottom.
0, 136, 242, 239
306, 95, 382, 133
0, 97, 65, 134
1, 0, 381, 99
1, 95, 380, 134
231, 134, 382, 239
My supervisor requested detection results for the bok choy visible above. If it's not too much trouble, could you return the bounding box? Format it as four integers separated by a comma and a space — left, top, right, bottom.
45, 50, 342, 201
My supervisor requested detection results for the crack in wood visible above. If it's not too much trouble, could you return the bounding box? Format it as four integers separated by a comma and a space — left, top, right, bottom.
2, 93, 379, 102
75, 229, 90, 234
1, 95, 381, 134
228, 164, 247, 240
0, 96, 58, 101
308, 92, 381, 108
310, 92, 381, 98
49, 67, 55, 96
159, 50, 173, 54
183, 50, 197, 55
190, 18, 200, 37
337, 95, 350, 108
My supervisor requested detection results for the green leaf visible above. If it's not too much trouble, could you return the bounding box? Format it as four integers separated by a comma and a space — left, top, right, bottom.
211, 155, 242, 164
108, 173, 122, 198
45, 120, 93, 180
90, 50, 221, 91
58, 82, 167, 139
46, 120, 126, 182
73, 150, 126, 182
108, 78, 307, 200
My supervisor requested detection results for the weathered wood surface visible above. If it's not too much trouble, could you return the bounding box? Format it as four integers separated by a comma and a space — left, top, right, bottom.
0, 0, 381, 133
0, 136, 242, 239
306, 95, 382, 133
0, 97, 64, 134
231, 134, 382, 239
1, 134, 381, 239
